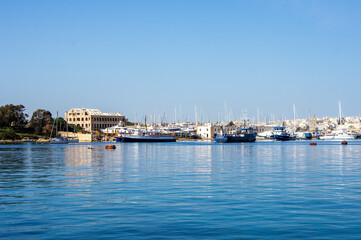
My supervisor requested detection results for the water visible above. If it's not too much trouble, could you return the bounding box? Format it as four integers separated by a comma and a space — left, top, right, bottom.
1, 141, 361, 239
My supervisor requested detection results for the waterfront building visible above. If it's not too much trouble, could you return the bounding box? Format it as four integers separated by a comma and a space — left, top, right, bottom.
196, 123, 236, 139
65, 108, 127, 133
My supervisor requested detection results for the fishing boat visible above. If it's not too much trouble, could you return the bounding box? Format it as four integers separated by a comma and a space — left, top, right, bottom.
271, 126, 296, 141
215, 127, 257, 143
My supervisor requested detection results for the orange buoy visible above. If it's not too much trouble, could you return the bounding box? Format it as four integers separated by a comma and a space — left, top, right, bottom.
105, 145, 116, 149
341, 141, 348, 145
310, 142, 317, 145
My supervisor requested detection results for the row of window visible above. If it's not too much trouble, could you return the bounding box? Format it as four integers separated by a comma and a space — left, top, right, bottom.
76, 123, 114, 129
69, 112, 88, 116
67, 117, 121, 122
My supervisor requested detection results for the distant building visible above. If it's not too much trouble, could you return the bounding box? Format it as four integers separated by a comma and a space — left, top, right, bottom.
196, 123, 236, 139
65, 108, 127, 132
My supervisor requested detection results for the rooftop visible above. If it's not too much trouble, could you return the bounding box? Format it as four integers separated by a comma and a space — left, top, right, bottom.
72, 108, 123, 116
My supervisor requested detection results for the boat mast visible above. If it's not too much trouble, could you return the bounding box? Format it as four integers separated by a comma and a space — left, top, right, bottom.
339, 101, 342, 126
56, 111, 58, 137
145, 115, 147, 132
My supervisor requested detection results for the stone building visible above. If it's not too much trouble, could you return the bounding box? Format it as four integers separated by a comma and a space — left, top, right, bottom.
196, 122, 236, 139
65, 108, 127, 133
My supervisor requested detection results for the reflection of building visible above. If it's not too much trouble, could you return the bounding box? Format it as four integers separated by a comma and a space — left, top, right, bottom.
65, 108, 127, 132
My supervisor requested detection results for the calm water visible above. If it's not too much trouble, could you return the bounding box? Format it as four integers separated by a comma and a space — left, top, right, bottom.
1, 141, 361, 239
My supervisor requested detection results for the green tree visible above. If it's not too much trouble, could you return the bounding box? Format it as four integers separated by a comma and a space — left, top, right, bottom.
30, 109, 53, 135
0, 104, 28, 128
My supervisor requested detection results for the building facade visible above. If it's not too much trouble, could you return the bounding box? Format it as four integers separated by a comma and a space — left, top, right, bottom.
196, 123, 236, 139
65, 108, 127, 132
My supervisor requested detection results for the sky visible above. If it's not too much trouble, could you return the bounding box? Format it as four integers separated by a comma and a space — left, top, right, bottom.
1, 0, 360, 122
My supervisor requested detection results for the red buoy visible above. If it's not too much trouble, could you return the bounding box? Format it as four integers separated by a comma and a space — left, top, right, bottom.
310, 142, 317, 145
105, 145, 116, 149
341, 141, 348, 145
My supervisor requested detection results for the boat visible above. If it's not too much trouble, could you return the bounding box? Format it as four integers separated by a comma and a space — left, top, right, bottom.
215, 127, 257, 143
294, 132, 313, 140
271, 126, 296, 141
319, 130, 356, 141
115, 129, 176, 142
115, 116, 176, 143
319, 101, 356, 141
49, 136, 69, 144
49, 112, 80, 144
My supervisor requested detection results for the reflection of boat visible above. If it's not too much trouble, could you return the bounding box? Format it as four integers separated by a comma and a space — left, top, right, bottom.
215, 127, 256, 143
271, 126, 295, 141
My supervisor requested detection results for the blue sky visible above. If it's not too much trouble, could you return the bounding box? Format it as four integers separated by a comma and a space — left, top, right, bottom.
1, 0, 360, 122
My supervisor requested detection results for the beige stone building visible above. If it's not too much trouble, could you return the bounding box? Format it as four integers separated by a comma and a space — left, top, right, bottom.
196, 123, 237, 139
65, 108, 127, 132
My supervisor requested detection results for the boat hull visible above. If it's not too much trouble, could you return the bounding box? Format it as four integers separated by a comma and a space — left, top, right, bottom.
215, 134, 256, 143
271, 135, 296, 141
115, 136, 176, 143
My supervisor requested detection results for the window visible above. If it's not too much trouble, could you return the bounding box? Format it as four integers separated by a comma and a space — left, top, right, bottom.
82, 118, 84, 121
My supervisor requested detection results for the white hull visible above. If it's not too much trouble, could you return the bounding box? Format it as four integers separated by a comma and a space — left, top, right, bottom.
320, 134, 356, 141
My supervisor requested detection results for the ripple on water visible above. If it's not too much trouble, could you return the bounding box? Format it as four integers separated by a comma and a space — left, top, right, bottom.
1, 141, 361, 239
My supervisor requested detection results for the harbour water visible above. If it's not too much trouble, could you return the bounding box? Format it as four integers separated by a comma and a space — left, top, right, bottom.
1, 141, 361, 239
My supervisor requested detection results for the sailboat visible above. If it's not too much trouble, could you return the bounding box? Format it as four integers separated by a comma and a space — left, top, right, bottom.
49, 111, 78, 144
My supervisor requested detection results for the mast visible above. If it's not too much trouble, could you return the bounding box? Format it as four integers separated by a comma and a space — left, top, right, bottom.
195, 105, 197, 126
145, 115, 147, 132
339, 101, 342, 126
56, 111, 58, 137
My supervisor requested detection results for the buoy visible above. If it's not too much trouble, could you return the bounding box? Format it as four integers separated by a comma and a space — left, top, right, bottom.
105, 145, 116, 149
310, 142, 317, 146
341, 141, 348, 145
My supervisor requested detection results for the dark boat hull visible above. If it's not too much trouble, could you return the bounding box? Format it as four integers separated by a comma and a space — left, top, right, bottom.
272, 135, 296, 141
115, 137, 176, 143
215, 134, 256, 143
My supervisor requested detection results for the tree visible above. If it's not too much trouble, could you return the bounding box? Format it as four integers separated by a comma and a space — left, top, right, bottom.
30, 109, 53, 135
0, 104, 28, 128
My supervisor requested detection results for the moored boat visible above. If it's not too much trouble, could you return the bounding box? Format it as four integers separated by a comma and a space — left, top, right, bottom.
271, 126, 296, 141
115, 115, 176, 143
215, 127, 257, 143
115, 129, 176, 143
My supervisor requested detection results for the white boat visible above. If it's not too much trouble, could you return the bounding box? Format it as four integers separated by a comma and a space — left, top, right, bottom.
320, 130, 356, 140
320, 102, 356, 141
49, 136, 68, 144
